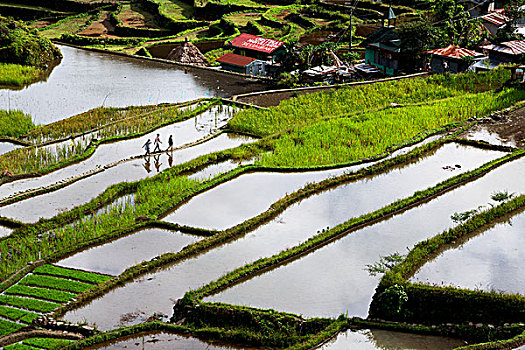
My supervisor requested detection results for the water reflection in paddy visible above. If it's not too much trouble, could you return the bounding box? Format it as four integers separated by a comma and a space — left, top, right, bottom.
57, 228, 201, 275
0, 45, 268, 124
0, 142, 22, 156
62, 144, 504, 330
163, 136, 445, 230
0, 134, 253, 223
0, 105, 237, 201
86, 331, 259, 350
320, 328, 466, 350
0, 225, 12, 238
411, 209, 525, 295
205, 157, 525, 318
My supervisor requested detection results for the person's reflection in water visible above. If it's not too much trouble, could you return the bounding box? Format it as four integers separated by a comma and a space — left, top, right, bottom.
167, 151, 173, 167
154, 154, 162, 172
143, 156, 151, 173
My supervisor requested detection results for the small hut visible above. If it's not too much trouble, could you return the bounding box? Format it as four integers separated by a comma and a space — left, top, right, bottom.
167, 41, 210, 67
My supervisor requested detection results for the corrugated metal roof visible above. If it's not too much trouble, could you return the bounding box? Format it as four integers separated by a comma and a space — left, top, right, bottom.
481, 9, 508, 26
426, 45, 483, 58
216, 53, 256, 67
482, 40, 525, 55
228, 34, 284, 54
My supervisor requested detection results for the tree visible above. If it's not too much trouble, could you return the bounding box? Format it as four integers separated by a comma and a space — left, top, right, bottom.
495, 0, 525, 42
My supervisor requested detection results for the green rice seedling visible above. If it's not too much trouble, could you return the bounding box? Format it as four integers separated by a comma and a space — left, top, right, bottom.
23, 337, 72, 349
19, 274, 93, 293
0, 110, 35, 138
257, 89, 525, 167
4, 285, 76, 303
228, 78, 464, 136
33, 265, 112, 285
0, 63, 42, 87
0, 318, 24, 337
0, 295, 59, 313
0, 305, 39, 323
4, 343, 37, 350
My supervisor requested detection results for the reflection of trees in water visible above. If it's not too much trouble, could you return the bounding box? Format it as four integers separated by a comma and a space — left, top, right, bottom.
368, 328, 464, 350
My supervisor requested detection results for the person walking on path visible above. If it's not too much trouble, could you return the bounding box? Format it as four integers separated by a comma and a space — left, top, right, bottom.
153, 134, 162, 153
167, 135, 174, 152
143, 139, 152, 155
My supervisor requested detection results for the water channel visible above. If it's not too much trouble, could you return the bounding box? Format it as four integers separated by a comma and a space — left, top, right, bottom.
205, 157, 525, 318
0, 134, 252, 223
0, 45, 268, 125
61, 143, 504, 330
411, 209, 525, 295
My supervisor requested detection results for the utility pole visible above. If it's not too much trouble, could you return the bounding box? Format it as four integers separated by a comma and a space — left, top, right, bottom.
345, 2, 355, 51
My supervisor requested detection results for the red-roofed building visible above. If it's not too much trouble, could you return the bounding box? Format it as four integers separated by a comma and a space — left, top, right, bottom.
225, 34, 286, 62
480, 9, 509, 36
481, 40, 525, 63
427, 45, 485, 73
216, 53, 267, 76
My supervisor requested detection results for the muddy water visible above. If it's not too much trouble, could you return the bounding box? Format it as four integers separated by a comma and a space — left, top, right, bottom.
0, 45, 268, 125
205, 157, 525, 318
86, 331, 259, 350
0, 134, 253, 223
320, 328, 466, 350
61, 144, 504, 330
163, 136, 445, 230
464, 126, 517, 148
57, 229, 200, 275
0, 106, 237, 202
411, 210, 525, 294
0, 142, 22, 156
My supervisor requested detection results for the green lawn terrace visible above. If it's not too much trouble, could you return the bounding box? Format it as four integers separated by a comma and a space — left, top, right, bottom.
0, 264, 112, 339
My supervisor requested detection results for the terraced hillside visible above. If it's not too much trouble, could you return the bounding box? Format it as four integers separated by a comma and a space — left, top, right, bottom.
0, 66, 523, 349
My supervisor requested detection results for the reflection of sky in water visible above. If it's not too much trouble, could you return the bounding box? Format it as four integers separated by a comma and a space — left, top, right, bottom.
89, 331, 258, 350
61, 144, 506, 330
205, 156, 525, 318
58, 229, 200, 275
0, 225, 12, 238
0, 134, 252, 223
412, 210, 525, 295
0, 46, 262, 125
465, 126, 516, 148
320, 328, 465, 350
0, 142, 21, 156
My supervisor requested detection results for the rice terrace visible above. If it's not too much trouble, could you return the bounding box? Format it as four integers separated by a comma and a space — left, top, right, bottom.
1, 0, 525, 348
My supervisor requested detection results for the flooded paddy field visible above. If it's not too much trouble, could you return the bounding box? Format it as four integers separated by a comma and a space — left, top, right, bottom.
410, 209, 525, 295
0, 104, 238, 202
0, 133, 254, 223
320, 328, 466, 349
57, 228, 201, 275
0, 225, 12, 237
86, 331, 259, 350
0, 142, 22, 156
164, 143, 502, 230
204, 156, 525, 318
0, 45, 268, 125
61, 143, 505, 330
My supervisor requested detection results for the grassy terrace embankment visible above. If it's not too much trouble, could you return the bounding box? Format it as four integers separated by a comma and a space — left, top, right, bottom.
0, 100, 216, 179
